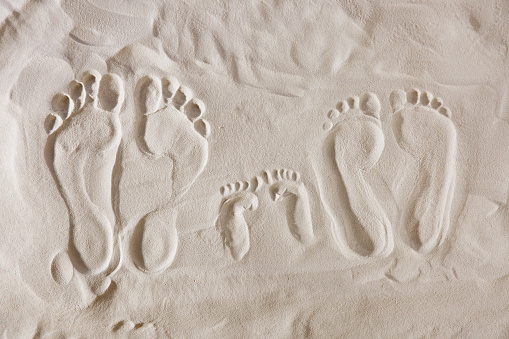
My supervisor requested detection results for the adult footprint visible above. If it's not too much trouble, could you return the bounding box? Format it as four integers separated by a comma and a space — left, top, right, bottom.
390, 89, 457, 254
317, 93, 393, 258
45, 70, 124, 275
138, 76, 210, 200
132, 75, 210, 273
216, 182, 259, 261
269, 169, 314, 244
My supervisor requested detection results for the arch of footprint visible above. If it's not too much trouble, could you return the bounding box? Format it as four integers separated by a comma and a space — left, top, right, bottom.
45, 71, 457, 291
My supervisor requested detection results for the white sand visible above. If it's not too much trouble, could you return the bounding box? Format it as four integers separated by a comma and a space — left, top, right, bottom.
1, 0, 509, 337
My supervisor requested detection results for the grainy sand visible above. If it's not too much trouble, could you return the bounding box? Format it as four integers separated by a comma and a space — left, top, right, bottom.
1, 0, 509, 337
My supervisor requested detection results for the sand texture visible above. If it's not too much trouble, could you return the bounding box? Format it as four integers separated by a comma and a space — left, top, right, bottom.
1, 0, 509, 337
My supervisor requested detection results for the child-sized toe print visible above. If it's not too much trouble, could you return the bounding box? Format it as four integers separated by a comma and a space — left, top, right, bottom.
269, 169, 314, 245
131, 75, 210, 274
216, 182, 259, 261
45, 70, 124, 276
390, 89, 457, 254
316, 92, 393, 258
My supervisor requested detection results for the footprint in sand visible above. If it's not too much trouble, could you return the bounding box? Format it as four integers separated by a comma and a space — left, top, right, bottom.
390, 88, 457, 254
132, 75, 210, 273
45, 70, 124, 276
216, 181, 259, 261
112, 320, 157, 338
315, 93, 393, 258
268, 169, 314, 244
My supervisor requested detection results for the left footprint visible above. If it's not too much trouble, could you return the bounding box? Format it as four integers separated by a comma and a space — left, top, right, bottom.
45, 70, 124, 276
316, 93, 393, 258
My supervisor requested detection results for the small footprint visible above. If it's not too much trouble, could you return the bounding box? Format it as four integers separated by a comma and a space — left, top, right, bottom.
45, 70, 124, 276
112, 320, 156, 338
390, 88, 457, 254
216, 181, 259, 261
269, 169, 314, 244
131, 75, 210, 273
316, 93, 393, 258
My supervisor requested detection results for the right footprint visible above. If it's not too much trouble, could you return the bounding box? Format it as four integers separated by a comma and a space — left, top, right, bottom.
390, 89, 457, 254
319, 93, 393, 258
269, 169, 314, 244
216, 182, 259, 261
131, 75, 211, 274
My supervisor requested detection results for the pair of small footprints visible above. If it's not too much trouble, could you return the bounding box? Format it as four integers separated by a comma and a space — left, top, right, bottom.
320, 89, 455, 258
112, 320, 156, 337
216, 169, 314, 261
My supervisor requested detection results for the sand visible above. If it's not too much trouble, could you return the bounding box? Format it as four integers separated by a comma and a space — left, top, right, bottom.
1, 0, 509, 337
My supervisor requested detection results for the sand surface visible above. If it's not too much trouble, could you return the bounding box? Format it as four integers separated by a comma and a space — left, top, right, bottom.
1, 0, 509, 337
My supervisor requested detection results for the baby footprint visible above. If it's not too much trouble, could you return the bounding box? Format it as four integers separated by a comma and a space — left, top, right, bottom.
216, 181, 259, 261
269, 169, 314, 244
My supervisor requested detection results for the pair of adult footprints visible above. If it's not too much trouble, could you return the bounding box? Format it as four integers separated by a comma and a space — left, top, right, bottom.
45, 70, 210, 285
217, 169, 314, 261
320, 89, 456, 258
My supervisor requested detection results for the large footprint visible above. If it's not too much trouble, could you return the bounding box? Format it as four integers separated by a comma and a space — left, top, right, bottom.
317, 93, 393, 258
390, 89, 457, 254
132, 75, 210, 273
45, 70, 124, 275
